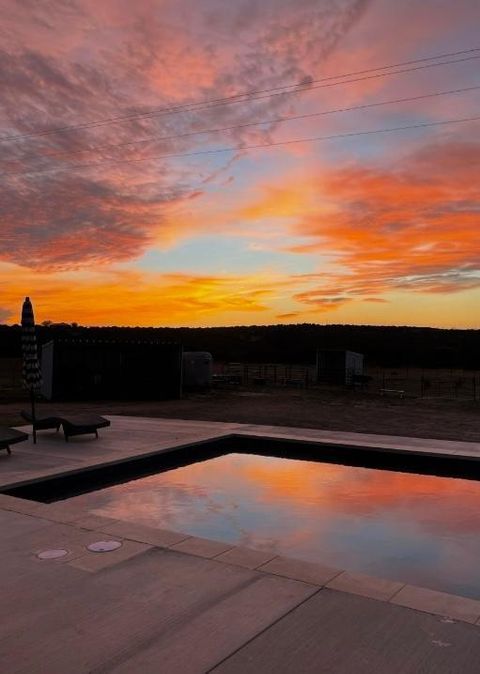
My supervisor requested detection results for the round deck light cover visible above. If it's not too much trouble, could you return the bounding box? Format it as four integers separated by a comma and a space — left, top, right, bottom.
87, 540, 122, 553
37, 549, 69, 560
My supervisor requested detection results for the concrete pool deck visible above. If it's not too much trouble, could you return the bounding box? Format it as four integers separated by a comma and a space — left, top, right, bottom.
1, 416, 480, 672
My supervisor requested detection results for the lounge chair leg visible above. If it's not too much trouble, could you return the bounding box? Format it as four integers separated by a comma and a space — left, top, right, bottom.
6, 445, 11, 455
56, 424, 61, 432
95, 430, 98, 439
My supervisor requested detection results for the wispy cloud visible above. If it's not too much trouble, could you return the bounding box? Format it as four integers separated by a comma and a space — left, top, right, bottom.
293, 140, 480, 301
0, 0, 370, 269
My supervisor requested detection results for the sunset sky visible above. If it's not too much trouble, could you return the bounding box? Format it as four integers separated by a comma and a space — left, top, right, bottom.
1, 0, 480, 327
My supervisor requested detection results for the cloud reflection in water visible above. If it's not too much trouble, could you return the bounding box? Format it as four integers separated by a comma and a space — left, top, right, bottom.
69, 452, 480, 598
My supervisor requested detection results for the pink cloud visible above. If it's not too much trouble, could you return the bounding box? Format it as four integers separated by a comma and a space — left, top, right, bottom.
0, 0, 371, 269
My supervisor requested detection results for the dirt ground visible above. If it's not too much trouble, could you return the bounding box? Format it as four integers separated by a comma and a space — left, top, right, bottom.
1, 385, 479, 443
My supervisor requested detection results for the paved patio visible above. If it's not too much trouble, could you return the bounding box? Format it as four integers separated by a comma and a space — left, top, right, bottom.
1, 416, 480, 672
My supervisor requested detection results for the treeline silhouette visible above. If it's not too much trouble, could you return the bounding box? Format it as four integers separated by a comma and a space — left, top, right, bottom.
1, 323, 479, 369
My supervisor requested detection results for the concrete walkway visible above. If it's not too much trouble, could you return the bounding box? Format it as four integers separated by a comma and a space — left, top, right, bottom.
1, 504, 479, 673
1, 416, 480, 672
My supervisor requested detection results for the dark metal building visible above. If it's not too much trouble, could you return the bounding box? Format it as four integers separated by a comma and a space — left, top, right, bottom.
41, 339, 183, 401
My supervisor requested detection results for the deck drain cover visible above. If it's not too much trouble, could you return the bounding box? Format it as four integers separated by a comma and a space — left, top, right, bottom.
87, 540, 122, 553
37, 549, 69, 560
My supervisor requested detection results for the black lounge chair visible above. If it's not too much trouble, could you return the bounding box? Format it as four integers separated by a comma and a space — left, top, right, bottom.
60, 414, 110, 441
21, 410, 61, 432
21, 410, 110, 441
0, 427, 28, 455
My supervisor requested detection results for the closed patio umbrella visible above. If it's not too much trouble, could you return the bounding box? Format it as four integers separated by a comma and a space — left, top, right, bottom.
21, 296, 42, 443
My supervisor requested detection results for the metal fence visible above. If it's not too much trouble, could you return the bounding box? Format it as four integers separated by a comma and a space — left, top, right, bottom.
216, 362, 480, 400
216, 362, 315, 388
366, 368, 480, 400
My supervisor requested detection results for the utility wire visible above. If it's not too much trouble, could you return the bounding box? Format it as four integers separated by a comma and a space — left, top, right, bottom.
5, 113, 479, 178
3, 83, 479, 164
1, 48, 479, 143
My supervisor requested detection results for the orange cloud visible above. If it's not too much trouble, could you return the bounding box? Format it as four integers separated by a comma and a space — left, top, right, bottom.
0, 264, 296, 326
274, 140, 480, 309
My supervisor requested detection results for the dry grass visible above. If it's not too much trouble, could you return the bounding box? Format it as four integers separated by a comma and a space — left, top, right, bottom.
1, 384, 479, 443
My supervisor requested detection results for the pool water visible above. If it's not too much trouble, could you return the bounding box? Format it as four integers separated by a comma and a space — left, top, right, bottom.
69, 452, 480, 598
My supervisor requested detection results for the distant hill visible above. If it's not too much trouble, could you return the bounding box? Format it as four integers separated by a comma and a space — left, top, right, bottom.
2, 322, 479, 369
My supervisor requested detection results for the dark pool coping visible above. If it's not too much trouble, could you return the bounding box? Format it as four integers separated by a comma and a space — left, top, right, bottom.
2, 421, 480, 494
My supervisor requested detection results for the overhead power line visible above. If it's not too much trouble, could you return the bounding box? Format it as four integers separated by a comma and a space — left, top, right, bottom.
5, 113, 479, 179
1, 48, 479, 144
4, 83, 480, 164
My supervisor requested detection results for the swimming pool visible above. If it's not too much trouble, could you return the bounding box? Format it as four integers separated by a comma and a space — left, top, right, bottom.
58, 447, 480, 599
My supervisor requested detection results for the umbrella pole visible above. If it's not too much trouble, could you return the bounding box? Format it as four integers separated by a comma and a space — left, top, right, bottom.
30, 389, 37, 444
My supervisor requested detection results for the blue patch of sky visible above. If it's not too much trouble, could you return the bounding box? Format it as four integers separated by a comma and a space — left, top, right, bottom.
185, 131, 312, 185
136, 234, 317, 275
